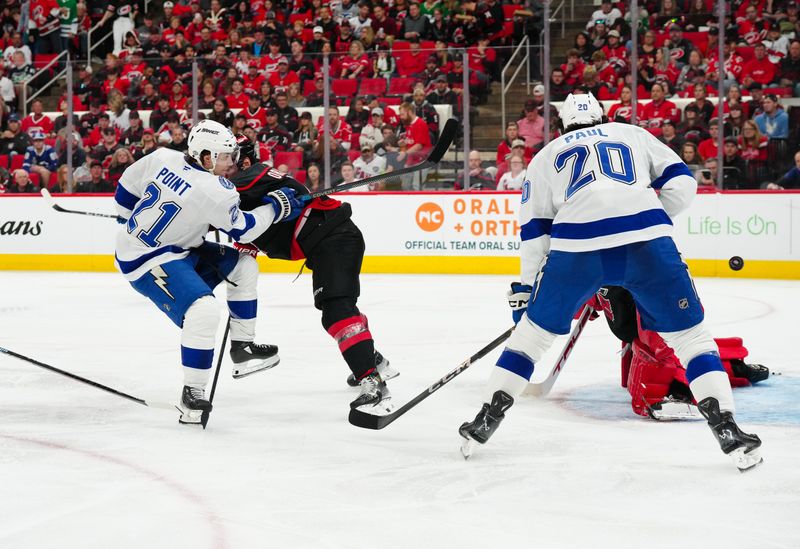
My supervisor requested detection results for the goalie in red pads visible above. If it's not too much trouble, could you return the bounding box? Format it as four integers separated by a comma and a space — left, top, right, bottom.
588, 286, 769, 420
228, 138, 398, 412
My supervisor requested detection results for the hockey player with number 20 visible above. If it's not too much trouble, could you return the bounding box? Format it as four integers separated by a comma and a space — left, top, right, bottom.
459, 93, 763, 471
114, 119, 305, 424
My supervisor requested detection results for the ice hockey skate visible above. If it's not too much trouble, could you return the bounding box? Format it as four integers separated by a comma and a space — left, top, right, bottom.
350, 371, 392, 413
459, 390, 514, 459
697, 397, 763, 472
230, 341, 280, 379
178, 385, 212, 425
346, 351, 398, 387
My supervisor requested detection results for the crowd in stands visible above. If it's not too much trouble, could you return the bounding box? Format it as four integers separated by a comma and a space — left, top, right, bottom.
1, 0, 798, 193
529, 0, 800, 190
0, 0, 543, 193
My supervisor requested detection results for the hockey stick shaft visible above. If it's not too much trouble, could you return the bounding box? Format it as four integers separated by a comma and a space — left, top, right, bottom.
201, 316, 231, 429
309, 118, 457, 199
348, 326, 515, 430
522, 305, 593, 397
41, 189, 123, 221
0, 346, 175, 410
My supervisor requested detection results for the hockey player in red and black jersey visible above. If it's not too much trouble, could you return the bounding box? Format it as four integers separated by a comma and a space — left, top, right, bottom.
227, 137, 398, 411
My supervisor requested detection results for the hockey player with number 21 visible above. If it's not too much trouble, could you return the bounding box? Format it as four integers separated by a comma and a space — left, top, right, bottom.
459, 93, 763, 472
113, 119, 305, 424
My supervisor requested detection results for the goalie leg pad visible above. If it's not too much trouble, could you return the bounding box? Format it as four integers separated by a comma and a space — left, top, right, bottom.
627, 339, 686, 417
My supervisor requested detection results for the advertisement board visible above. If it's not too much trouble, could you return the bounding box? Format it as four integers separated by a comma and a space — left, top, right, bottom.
1, 192, 798, 278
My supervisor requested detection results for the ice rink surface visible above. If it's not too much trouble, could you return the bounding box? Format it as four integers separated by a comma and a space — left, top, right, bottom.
1, 271, 798, 549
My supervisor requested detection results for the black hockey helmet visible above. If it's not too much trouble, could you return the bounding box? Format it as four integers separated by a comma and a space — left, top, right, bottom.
235, 134, 258, 169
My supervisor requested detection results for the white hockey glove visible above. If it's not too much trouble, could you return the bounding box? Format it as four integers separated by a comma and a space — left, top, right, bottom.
263, 187, 305, 223
507, 282, 532, 324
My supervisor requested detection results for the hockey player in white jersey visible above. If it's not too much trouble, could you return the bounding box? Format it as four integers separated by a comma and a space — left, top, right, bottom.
114, 119, 305, 424
458, 93, 763, 471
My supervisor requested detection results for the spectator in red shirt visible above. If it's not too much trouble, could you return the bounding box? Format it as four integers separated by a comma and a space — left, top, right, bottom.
268, 58, 300, 93
741, 43, 778, 87
21, 99, 54, 137
339, 41, 372, 79
590, 50, 619, 89
397, 101, 431, 165
242, 61, 266, 95
607, 85, 642, 124
738, 120, 768, 162
698, 118, 721, 160
316, 106, 354, 151
496, 121, 521, 165
397, 37, 429, 76
601, 30, 627, 72
244, 93, 268, 131
738, 4, 768, 46
170, 81, 189, 110
226, 78, 249, 110
638, 82, 680, 136
561, 49, 586, 87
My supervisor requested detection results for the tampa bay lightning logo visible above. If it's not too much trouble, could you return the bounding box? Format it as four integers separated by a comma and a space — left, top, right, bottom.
219, 176, 235, 190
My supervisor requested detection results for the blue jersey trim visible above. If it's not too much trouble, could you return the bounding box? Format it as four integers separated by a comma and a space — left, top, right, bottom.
181, 346, 214, 370
115, 245, 186, 275
223, 211, 257, 241
685, 352, 724, 383
551, 209, 672, 240
114, 183, 139, 211
520, 218, 554, 242
651, 162, 693, 190
228, 299, 257, 320
496, 349, 535, 380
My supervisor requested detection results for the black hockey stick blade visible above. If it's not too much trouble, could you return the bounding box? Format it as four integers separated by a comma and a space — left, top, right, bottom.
348, 326, 515, 430
0, 346, 175, 411
41, 188, 123, 221
309, 118, 458, 199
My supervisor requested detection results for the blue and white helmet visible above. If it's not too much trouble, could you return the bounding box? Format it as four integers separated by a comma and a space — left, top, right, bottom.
187, 119, 239, 171
559, 92, 604, 131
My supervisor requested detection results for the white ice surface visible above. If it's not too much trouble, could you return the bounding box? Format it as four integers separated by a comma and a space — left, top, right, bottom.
0, 272, 798, 549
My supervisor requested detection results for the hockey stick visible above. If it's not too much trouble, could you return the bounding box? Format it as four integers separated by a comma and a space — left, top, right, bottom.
200, 316, 231, 429
308, 118, 457, 199
521, 305, 594, 397
0, 346, 176, 411
40, 189, 123, 221
348, 326, 515, 430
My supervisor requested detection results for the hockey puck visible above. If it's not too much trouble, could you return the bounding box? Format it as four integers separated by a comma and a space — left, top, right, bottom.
729, 256, 744, 271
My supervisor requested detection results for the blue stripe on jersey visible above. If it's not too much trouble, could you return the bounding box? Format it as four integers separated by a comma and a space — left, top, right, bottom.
520, 218, 554, 241
228, 299, 257, 320
115, 245, 186, 275
181, 346, 214, 370
114, 183, 139, 211
496, 349, 535, 380
685, 352, 724, 383
551, 208, 672, 240
651, 162, 693, 190
223, 211, 257, 241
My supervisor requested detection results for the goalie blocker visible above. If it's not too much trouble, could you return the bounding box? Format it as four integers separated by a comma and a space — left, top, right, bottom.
588, 286, 769, 419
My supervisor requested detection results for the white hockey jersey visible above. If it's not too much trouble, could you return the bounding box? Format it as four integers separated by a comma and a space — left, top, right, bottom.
519, 122, 696, 286
114, 148, 275, 281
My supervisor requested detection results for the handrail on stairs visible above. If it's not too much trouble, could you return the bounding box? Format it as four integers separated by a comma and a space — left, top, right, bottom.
500, 35, 532, 133
86, 21, 114, 66
22, 51, 69, 116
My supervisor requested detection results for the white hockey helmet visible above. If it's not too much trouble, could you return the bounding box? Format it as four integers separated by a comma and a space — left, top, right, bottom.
187, 119, 239, 171
559, 92, 604, 131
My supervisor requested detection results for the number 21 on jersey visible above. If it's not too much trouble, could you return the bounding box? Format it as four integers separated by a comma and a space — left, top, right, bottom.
126, 183, 183, 247
554, 141, 636, 200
